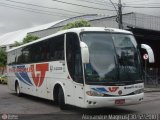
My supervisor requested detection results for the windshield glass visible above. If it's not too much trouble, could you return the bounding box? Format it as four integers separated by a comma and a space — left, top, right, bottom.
81, 32, 142, 85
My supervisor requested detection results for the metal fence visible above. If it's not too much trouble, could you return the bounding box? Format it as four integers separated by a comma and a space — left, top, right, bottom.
144, 68, 160, 87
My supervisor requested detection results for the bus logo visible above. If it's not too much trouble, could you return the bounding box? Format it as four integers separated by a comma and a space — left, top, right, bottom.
31, 63, 49, 87
108, 87, 119, 92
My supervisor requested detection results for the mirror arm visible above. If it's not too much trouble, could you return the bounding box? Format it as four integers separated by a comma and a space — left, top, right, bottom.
141, 44, 155, 63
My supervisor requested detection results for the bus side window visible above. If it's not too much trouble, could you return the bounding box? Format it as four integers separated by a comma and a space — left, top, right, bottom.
17, 48, 24, 64
8, 51, 16, 65
49, 35, 64, 61
66, 33, 83, 84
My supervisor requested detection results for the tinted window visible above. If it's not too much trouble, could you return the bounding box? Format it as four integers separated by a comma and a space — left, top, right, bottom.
50, 35, 64, 61
29, 41, 50, 63
14, 34, 64, 64
66, 33, 83, 83
8, 50, 16, 65
17, 48, 24, 64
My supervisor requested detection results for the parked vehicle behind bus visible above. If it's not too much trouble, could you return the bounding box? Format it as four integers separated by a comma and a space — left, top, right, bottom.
0, 73, 7, 84
7, 27, 154, 109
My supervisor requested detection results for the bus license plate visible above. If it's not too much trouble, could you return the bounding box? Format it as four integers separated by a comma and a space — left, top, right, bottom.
115, 99, 125, 105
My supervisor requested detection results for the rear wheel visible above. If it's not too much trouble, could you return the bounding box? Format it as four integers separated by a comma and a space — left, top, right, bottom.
58, 87, 67, 110
15, 82, 22, 97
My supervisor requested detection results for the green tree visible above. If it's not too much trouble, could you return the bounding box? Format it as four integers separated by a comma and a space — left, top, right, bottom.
13, 41, 22, 47
23, 34, 39, 44
62, 19, 91, 30
13, 34, 39, 47
0, 48, 7, 74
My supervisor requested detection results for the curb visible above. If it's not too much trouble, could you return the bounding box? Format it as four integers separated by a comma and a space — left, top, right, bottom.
144, 89, 160, 93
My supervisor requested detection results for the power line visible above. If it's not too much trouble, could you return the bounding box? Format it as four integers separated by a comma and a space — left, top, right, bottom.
52, 0, 115, 11
0, 2, 73, 17
0, 2, 74, 17
125, 0, 151, 4
108, 0, 118, 13
1, 0, 85, 14
97, 0, 118, 5
75, 0, 116, 8
124, 5, 160, 8
0, 4, 59, 17
75, 0, 106, 6
126, 3, 160, 6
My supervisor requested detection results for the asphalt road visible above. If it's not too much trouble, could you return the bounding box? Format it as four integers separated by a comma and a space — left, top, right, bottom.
0, 84, 160, 120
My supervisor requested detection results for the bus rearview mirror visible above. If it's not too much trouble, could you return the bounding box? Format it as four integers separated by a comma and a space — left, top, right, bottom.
141, 44, 155, 63
80, 42, 89, 63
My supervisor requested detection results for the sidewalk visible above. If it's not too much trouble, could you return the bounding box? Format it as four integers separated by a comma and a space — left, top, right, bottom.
144, 86, 160, 92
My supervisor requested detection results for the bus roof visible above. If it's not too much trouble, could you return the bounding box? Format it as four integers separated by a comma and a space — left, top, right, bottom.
7, 27, 132, 52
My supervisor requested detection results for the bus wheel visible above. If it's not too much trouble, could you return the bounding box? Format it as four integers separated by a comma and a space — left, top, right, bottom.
58, 87, 67, 110
15, 82, 22, 97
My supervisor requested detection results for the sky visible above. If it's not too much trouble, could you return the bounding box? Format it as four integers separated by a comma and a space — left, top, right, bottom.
0, 0, 160, 35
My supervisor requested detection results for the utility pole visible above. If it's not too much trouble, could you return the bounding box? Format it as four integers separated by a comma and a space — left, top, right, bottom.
108, 0, 123, 29
118, 0, 123, 29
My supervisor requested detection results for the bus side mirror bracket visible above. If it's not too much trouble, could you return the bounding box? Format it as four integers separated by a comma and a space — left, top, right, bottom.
141, 44, 155, 63
80, 42, 89, 63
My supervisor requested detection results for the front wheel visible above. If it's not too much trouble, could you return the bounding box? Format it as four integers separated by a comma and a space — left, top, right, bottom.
15, 82, 22, 97
58, 87, 67, 110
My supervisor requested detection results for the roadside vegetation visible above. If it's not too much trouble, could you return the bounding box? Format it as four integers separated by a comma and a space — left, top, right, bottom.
62, 19, 91, 30
13, 34, 39, 47
0, 48, 7, 75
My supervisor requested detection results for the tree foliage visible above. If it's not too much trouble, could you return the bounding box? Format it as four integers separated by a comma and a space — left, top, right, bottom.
0, 48, 7, 74
13, 34, 39, 47
62, 19, 91, 30
0, 48, 7, 67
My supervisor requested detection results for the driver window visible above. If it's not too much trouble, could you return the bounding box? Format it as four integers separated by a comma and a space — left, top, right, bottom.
66, 33, 83, 84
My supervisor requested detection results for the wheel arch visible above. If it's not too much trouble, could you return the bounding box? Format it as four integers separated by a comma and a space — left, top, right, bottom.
53, 82, 65, 102
15, 79, 20, 91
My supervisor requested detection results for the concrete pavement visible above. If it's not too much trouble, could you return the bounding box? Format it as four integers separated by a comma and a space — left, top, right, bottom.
144, 87, 160, 92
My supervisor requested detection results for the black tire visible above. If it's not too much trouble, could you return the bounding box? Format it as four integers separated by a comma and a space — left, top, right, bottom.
58, 87, 67, 110
15, 82, 22, 97
53, 96, 58, 105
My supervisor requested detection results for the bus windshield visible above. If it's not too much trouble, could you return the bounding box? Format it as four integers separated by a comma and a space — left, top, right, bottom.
81, 32, 142, 85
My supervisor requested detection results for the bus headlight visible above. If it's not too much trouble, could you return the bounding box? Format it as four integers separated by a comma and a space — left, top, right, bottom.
86, 91, 104, 97
134, 89, 144, 94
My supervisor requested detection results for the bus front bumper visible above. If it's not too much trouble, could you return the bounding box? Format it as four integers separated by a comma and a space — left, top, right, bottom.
84, 93, 144, 108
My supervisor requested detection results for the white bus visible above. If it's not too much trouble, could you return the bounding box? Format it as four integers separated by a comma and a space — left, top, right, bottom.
7, 27, 154, 109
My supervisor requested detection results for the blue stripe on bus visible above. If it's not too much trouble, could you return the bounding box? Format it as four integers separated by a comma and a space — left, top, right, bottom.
15, 72, 32, 86
92, 87, 109, 94
13, 65, 33, 86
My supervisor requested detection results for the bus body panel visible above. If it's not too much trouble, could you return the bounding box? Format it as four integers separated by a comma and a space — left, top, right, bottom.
71, 83, 144, 108
84, 93, 144, 108
7, 61, 80, 105
7, 27, 144, 109
85, 83, 144, 96
7, 61, 65, 99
